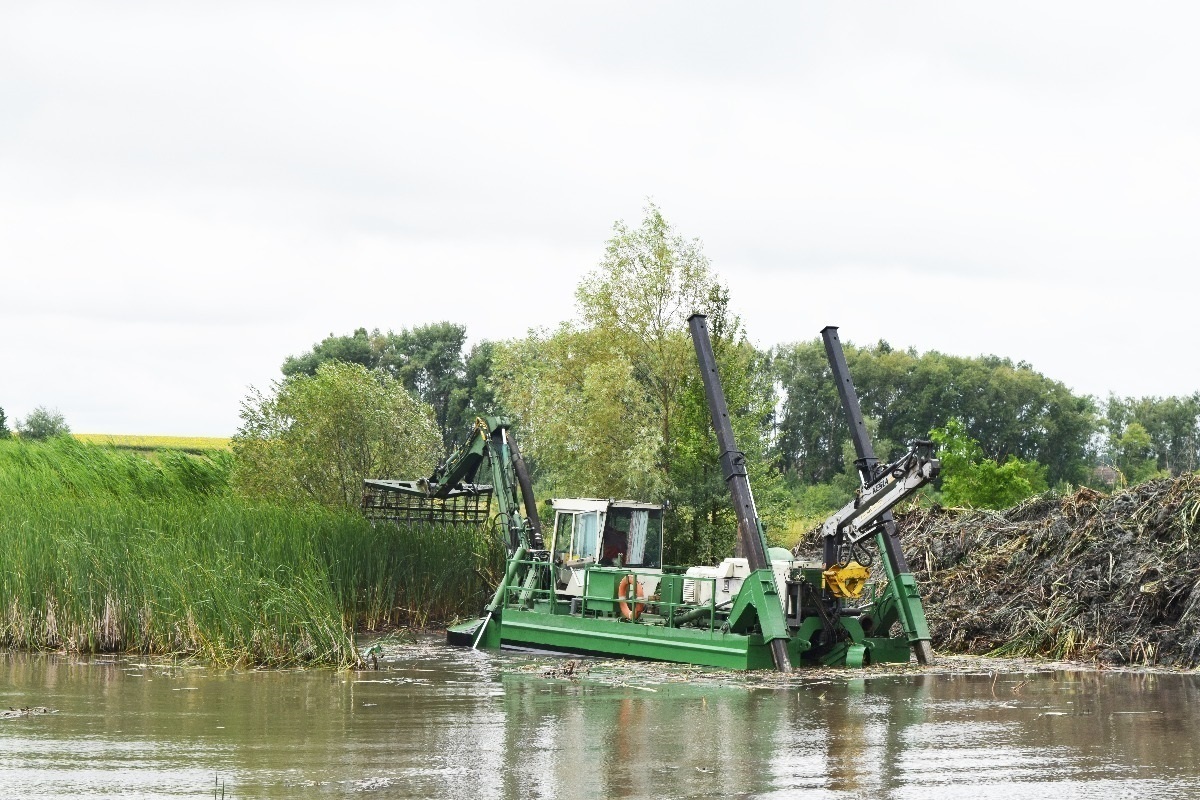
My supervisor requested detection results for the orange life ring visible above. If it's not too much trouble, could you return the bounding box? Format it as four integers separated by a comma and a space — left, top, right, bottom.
618, 574, 645, 620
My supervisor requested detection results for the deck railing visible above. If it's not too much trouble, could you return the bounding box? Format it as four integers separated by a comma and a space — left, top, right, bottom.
498, 560, 721, 633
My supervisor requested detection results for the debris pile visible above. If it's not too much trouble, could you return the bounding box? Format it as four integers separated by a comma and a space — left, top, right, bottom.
895, 474, 1200, 667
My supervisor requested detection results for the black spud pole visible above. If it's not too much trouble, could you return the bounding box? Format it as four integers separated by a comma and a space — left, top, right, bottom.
821, 325, 934, 666
688, 313, 791, 672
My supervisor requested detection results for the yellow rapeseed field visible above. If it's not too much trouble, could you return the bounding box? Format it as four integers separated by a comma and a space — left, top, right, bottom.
74, 433, 231, 452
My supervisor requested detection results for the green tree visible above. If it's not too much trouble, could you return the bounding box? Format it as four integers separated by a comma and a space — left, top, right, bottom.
930, 418, 1048, 509
575, 203, 719, 478
376, 322, 469, 449
494, 204, 785, 563
1104, 393, 1200, 477
232, 361, 442, 507
772, 339, 1095, 486
493, 324, 667, 500
281, 327, 376, 375
447, 341, 498, 440
0, 406, 9, 439
16, 406, 71, 441
1109, 421, 1165, 485
280, 323, 493, 451
772, 340, 849, 483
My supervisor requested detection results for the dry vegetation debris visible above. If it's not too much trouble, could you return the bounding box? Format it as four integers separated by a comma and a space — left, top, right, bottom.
896, 474, 1200, 667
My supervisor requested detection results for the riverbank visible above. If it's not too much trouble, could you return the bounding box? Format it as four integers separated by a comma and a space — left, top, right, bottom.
9, 437, 1198, 671
0, 438, 499, 667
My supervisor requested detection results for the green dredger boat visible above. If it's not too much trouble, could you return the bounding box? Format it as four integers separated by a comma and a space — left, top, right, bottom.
362, 316, 939, 671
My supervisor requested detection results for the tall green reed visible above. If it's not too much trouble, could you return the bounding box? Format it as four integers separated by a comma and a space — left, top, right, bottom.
0, 436, 231, 500
0, 439, 497, 666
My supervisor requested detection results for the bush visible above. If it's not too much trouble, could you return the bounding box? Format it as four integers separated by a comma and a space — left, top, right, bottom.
232, 361, 443, 507
931, 418, 1047, 509
16, 406, 70, 441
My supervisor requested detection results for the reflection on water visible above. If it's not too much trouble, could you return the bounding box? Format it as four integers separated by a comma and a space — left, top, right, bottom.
2, 641, 1199, 799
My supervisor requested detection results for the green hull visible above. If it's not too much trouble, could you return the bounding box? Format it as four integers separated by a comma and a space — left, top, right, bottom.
451, 560, 928, 670
450, 612, 776, 670
447, 609, 915, 670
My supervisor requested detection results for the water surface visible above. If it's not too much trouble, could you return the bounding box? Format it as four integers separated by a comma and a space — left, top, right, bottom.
2, 639, 1198, 798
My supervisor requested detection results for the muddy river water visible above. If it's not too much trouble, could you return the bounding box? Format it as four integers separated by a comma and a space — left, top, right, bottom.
2, 636, 1199, 799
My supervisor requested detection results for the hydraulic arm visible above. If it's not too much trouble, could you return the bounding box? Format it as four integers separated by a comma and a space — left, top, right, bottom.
420, 416, 543, 553
417, 416, 547, 648
821, 326, 937, 665
820, 441, 940, 547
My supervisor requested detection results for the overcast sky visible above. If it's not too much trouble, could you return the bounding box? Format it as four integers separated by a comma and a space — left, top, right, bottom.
3, 3, 1198, 436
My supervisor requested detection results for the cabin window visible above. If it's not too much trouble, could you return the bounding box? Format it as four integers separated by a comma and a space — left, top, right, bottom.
554, 511, 600, 562
639, 510, 663, 568
554, 513, 574, 558
576, 512, 599, 560
601, 508, 663, 569
553, 505, 662, 569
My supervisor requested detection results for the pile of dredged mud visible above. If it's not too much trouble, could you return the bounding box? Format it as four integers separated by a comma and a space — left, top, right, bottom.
892, 474, 1200, 667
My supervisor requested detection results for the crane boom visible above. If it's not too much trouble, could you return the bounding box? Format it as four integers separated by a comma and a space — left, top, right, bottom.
420, 416, 543, 552
820, 441, 940, 546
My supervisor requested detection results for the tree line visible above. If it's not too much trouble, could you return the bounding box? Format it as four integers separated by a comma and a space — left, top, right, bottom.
246, 204, 1198, 558
7, 205, 1188, 561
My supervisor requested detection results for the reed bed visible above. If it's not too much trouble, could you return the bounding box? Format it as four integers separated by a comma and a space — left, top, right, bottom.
0, 439, 500, 667
1, 436, 231, 500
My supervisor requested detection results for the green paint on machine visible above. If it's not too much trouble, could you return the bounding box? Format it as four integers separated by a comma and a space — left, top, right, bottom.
444, 496, 922, 670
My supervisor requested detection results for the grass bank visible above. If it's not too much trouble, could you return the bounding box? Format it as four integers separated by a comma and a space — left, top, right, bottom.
0, 438, 500, 667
